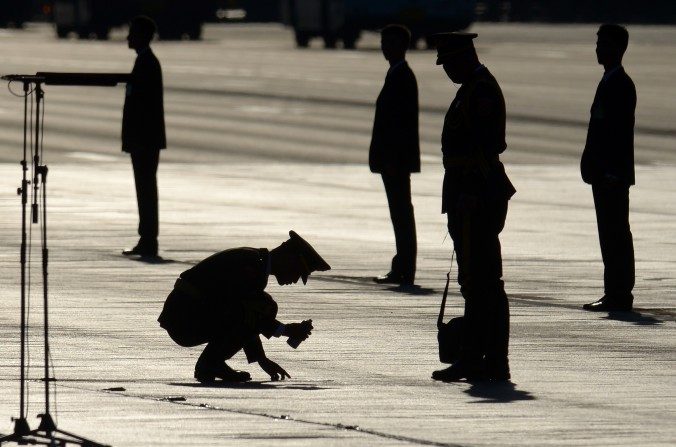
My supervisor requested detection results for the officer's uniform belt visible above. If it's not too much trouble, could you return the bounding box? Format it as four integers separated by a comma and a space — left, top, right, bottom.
443, 154, 499, 170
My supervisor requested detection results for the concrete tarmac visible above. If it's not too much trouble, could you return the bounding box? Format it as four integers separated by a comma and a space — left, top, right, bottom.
0, 23, 674, 446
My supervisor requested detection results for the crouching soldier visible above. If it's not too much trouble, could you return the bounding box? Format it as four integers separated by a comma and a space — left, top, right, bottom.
158, 231, 330, 383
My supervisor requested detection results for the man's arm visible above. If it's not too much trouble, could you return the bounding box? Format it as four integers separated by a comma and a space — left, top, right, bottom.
242, 335, 291, 381
388, 69, 419, 172
601, 76, 636, 185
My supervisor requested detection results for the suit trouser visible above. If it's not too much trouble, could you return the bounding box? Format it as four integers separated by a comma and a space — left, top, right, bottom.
130, 150, 159, 245
446, 196, 509, 368
592, 184, 635, 298
381, 173, 417, 281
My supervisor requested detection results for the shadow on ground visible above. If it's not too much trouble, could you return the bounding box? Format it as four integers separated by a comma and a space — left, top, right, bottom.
604, 310, 665, 325
464, 381, 536, 403
118, 254, 193, 266
316, 274, 436, 295
385, 285, 436, 296
169, 381, 331, 391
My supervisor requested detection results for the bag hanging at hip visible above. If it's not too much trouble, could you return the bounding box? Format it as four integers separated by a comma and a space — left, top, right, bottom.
437, 251, 465, 364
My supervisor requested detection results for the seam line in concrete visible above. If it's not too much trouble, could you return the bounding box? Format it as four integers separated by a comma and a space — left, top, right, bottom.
166, 86, 676, 139
57, 383, 467, 447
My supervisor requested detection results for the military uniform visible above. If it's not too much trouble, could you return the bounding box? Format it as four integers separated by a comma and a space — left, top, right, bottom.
158, 231, 330, 381
436, 33, 515, 377
158, 248, 282, 367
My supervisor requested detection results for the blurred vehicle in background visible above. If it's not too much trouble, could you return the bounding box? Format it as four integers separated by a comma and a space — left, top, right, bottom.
280, 0, 476, 49
476, 0, 676, 23
0, 0, 33, 28
52, 0, 215, 40
214, 0, 281, 22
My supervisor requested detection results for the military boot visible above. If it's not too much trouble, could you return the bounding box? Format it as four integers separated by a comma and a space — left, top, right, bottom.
194, 362, 251, 383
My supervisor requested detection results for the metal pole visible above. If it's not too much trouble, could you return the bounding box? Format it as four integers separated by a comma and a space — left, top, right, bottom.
18, 80, 29, 422
32, 83, 51, 418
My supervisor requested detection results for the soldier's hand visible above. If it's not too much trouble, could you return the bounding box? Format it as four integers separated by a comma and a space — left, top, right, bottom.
285, 319, 313, 340
258, 357, 291, 381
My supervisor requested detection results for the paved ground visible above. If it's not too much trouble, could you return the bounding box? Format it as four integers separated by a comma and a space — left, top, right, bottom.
0, 23, 674, 446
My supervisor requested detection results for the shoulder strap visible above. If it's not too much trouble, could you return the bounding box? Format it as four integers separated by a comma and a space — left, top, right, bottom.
437, 250, 455, 329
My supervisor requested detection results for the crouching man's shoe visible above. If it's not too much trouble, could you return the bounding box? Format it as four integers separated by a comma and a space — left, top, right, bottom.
194, 362, 251, 383
583, 295, 633, 312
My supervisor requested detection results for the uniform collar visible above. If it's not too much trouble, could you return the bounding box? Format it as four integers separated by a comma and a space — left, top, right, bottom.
261, 248, 271, 287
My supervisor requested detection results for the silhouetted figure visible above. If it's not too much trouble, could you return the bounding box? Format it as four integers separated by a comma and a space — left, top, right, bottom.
430, 33, 516, 382
158, 231, 330, 382
370, 24, 420, 287
121, 16, 166, 258
581, 24, 636, 313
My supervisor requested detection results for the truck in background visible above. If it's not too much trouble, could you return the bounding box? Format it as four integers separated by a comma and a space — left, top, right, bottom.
52, 0, 215, 40
476, 1, 676, 23
281, 0, 476, 49
0, 0, 33, 28
213, 0, 281, 23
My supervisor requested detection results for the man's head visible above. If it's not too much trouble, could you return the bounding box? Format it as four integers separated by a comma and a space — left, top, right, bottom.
432, 32, 480, 84
380, 24, 411, 63
127, 16, 156, 51
596, 24, 629, 68
270, 231, 330, 286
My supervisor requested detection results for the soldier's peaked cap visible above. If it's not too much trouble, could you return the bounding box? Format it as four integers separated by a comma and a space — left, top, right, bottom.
431, 32, 478, 65
288, 230, 331, 284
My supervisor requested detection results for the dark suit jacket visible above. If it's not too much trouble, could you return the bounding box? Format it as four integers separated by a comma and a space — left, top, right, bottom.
369, 61, 420, 173
122, 48, 166, 153
158, 248, 281, 362
581, 67, 636, 185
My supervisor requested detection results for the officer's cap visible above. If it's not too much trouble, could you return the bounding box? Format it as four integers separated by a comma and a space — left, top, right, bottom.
288, 230, 330, 284
431, 32, 478, 65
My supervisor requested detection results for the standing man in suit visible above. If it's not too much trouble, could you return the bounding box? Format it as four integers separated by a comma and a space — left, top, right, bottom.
370, 24, 420, 287
581, 24, 636, 312
122, 16, 166, 257
430, 33, 515, 382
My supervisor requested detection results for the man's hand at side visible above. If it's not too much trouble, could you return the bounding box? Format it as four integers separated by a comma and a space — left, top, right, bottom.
258, 357, 290, 381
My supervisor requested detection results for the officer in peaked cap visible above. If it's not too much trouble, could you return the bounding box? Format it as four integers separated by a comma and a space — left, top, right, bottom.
158, 231, 330, 383
430, 32, 516, 383
433, 32, 479, 66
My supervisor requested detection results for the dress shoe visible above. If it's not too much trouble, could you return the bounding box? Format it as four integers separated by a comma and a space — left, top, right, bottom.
122, 240, 158, 257
583, 295, 633, 312
374, 272, 414, 286
485, 363, 511, 381
194, 362, 251, 383
432, 359, 485, 382
373, 272, 402, 284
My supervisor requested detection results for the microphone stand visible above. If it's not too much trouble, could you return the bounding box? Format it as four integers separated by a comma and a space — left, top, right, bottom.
0, 74, 109, 447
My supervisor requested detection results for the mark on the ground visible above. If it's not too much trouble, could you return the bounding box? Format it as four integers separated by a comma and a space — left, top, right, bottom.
169, 381, 332, 391
57, 383, 468, 447
463, 382, 536, 403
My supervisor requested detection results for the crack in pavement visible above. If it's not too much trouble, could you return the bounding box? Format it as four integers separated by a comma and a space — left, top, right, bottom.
56, 383, 467, 447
